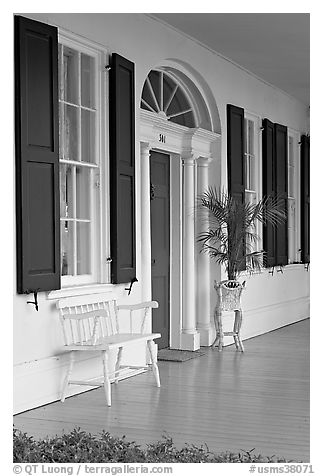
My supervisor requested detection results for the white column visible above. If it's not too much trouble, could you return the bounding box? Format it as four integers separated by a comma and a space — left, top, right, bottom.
140, 142, 152, 306
196, 157, 215, 346
181, 155, 200, 351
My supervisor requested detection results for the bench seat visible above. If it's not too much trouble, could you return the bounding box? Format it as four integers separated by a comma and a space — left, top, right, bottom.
64, 332, 161, 351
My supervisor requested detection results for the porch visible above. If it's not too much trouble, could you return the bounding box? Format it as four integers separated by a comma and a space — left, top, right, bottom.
14, 319, 310, 462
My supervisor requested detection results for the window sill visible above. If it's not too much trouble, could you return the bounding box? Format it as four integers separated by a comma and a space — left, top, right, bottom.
47, 283, 117, 300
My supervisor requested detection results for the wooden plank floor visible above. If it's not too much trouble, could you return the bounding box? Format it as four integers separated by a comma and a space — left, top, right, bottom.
14, 319, 310, 462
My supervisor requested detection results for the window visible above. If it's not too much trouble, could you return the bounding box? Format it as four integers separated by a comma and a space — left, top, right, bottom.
244, 115, 261, 252
288, 135, 296, 263
15, 16, 136, 294
58, 36, 105, 286
288, 132, 301, 264
244, 118, 257, 205
141, 70, 196, 128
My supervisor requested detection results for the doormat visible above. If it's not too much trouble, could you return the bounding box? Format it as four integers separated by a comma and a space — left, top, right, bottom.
157, 349, 206, 362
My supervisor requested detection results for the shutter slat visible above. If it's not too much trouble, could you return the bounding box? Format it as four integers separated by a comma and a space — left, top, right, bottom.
301, 135, 310, 263
15, 16, 60, 293
110, 53, 136, 283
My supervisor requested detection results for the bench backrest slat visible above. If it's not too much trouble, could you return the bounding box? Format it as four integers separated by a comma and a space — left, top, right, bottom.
57, 297, 117, 346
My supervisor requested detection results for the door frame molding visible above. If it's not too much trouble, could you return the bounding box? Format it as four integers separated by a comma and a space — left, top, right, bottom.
140, 110, 220, 349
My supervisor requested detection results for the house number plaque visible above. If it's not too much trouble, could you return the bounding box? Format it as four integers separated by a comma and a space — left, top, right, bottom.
158, 133, 166, 144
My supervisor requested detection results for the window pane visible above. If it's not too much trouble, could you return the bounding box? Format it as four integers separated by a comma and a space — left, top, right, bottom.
148, 70, 161, 109
81, 110, 96, 163
248, 120, 254, 155
163, 73, 176, 111
61, 221, 74, 276
244, 119, 248, 154
76, 167, 91, 219
141, 81, 155, 112
288, 137, 294, 198
249, 156, 255, 191
59, 103, 64, 160
77, 222, 91, 274
63, 47, 79, 105
64, 105, 79, 161
81, 54, 95, 108
288, 199, 295, 262
244, 155, 249, 189
60, 164, 74, 219
167, 85, 188, 116
289, 165, 294, 198
58, 44, 64, 101
288, 137, 294, 165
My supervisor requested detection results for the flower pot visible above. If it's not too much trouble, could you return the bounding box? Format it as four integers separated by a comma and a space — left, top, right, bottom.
214, 280, 245, 312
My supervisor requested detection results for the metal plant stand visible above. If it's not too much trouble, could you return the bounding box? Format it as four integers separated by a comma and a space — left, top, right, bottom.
212, 280, 246, 352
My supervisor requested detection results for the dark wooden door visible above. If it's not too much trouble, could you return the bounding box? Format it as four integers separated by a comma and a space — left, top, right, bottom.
150, 151, 170, 349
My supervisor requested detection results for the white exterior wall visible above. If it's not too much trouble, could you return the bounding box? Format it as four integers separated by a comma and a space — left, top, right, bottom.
14, 13, 309, 414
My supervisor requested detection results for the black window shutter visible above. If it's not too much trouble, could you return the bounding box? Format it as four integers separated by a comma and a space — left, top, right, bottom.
262, 119, 276, 267
227, 104, 245, 271
301, 135, 310, 263
15, 16, 60, 294
274, 123, 288, 265
263, 120, 288, 267
227, 105, 245, 204
110, 53, 136, 284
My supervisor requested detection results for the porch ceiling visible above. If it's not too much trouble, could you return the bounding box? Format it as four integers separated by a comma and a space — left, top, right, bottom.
149, 13, 310, 106
14, 320, 309, 462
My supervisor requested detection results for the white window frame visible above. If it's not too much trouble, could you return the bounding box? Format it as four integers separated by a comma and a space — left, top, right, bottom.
287, 129, 301, 264
244, 111, 262, 253
58, 30, 109, 288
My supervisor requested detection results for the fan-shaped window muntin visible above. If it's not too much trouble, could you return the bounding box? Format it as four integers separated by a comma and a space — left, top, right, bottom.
141, 70, 196, 128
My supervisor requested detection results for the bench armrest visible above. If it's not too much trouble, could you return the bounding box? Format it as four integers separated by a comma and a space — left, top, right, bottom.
117, 301, 158, 334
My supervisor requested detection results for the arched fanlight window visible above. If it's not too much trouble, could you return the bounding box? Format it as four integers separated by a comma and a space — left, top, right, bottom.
141, 70, 197, 128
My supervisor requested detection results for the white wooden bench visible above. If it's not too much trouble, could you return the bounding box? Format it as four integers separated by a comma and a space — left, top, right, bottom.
57, 295, 161, 406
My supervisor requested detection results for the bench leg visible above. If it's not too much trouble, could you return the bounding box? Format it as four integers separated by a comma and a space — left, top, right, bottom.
61, 351, 75, 402
115, 347, 123, 384
102, 350, 111, 406
147, 340, 160, 387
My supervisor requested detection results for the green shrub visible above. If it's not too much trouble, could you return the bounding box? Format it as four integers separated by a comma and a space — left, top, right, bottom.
13, 427, 291, 463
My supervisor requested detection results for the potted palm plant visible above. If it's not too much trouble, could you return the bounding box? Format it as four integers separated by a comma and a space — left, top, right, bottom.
197, 187, 286, 350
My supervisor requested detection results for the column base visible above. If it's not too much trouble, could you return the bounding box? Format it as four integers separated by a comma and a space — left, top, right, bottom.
180, 332, 200, 351
197, 326, 216, 347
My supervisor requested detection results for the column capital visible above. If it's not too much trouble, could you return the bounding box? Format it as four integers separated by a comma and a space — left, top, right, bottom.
181, 155, 195, 166
196, 157, 211, 167
140, 141, 151, 153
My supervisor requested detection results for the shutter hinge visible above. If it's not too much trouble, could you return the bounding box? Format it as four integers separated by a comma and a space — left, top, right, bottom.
125, 277, 138, 296
27, 291, 39, 311
95, 180, 100, 189
105, 64, 111, 72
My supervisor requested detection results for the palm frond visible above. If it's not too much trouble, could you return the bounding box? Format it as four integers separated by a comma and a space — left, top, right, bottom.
197, 187, 287, 280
